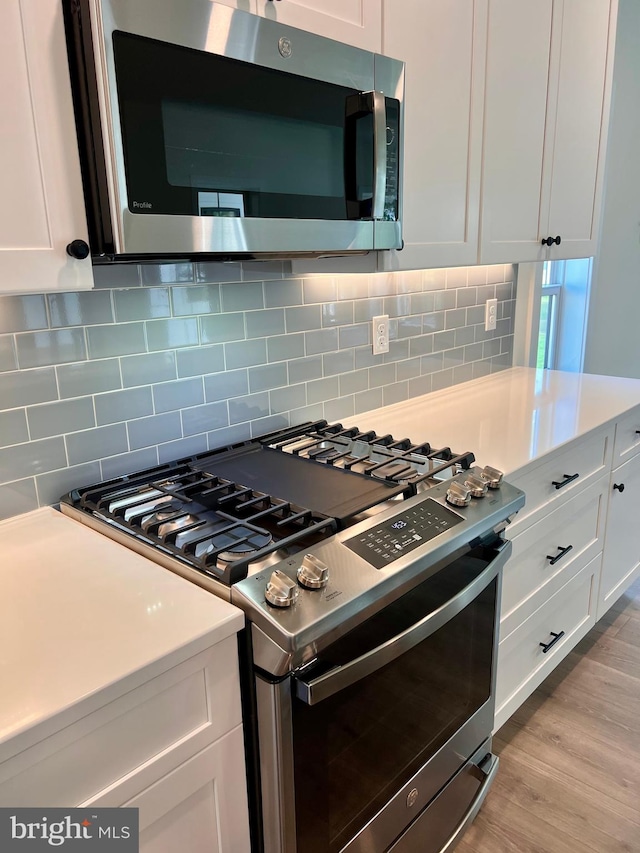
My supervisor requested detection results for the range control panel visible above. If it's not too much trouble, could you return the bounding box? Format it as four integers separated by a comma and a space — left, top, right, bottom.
345, 498, 463, 569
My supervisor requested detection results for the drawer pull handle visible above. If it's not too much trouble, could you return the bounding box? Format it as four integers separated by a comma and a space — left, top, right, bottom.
539, 631, 565, 654
551, 473, 579, 490
613, 483, 625, 492
546, 545, 573, 565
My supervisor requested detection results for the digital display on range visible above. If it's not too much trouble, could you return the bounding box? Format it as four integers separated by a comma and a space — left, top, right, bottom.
345, 499, 463, 569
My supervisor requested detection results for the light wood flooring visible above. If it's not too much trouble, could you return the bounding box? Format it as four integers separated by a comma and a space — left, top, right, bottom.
458, 578, 640, 853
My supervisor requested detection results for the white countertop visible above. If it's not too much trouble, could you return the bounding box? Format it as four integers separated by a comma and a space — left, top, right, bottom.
0, 508, 243, 757
347, 368, 640, 475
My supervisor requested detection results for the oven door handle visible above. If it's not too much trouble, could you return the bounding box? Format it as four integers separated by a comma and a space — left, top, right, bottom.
294, 539, 511, 706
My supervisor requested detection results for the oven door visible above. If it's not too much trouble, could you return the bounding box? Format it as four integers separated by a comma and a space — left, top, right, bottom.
254, 539, 509, 853
80, 0, 402, 257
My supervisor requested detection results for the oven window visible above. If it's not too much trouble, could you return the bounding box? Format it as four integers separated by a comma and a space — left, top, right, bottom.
112, 32, 375, 220
291, 558, 497, 853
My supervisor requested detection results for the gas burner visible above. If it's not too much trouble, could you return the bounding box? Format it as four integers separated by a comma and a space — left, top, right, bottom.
370, 460, 421, 483
62, 419, 475, 586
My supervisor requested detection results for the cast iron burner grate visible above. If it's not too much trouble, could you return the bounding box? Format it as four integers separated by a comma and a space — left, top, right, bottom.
61, 420, 475, 585
260, 420, 476, 487
65, 462, 336, 584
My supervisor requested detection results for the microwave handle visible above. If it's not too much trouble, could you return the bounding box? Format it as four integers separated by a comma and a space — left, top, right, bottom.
344, 91, 387, 220
371, 91, 388, 220
294, 539, 511, 706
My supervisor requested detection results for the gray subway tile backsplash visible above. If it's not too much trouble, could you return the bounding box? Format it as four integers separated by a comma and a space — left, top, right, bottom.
0, 294, 48, 334
87, 321, 147, 359
95, 386, 153, 426
48, 290, 114, 327
57, 358, 122, 398
0, 367, 58, 408
146, 317, 199, 351
205, 368, 249, 402
0, 409, 29, 448
17, 328, 87, 368
0, 478, 39, 520
66, 423, 128, 466
127, 411, 182, 451
27, 397, 95, 441
0, 336, 17, 372
121, 350, 177, 388
153, 377, 204, 414
176, 344, 224, 378
0, 262, 515, 518
245, 308, 285, 339
200, 312, 245, 344
0, 436, 67, 481
114, 287, 171, 322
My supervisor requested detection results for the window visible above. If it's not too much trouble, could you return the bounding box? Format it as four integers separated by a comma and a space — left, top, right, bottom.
515, 259, 592, 372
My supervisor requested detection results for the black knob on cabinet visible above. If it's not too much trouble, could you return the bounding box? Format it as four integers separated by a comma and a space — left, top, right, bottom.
66, 239, 90, 260
553, 235, 562, 245
613, 483, 625, 492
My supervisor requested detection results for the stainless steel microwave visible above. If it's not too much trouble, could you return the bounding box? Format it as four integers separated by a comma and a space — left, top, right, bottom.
64, 0, 404, 262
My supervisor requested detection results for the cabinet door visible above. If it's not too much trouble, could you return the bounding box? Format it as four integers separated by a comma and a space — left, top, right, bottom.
125, 728, 251, 853
544, 0, 615, 260
256, 0, 382, 52
380, 0, 486, 271
598, 455, 640, 618
0, 0, 93, 294
479, 0, 552, 264
480, 0, 616, 265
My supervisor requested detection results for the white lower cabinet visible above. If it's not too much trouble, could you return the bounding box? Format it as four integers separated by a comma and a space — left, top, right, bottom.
598, 452, 640, 618
495, 407, 640, 732
495, 555, 599, 731
125, 728, 250, 853
0, 634, 250, 851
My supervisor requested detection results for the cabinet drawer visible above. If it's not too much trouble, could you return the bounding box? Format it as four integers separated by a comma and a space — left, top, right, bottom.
494, 555, 598, 732
508, 427, 612, 534
613, 406, 640, 465
501, 480, 606, 639
0, 636, 241, 807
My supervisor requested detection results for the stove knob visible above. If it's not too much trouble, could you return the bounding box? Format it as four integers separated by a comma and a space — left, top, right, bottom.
297, 554, 329, 589
464, 474, 488, 498
480, 466, 503, 489
265, 570, 298, 608
446, 482, 472, 507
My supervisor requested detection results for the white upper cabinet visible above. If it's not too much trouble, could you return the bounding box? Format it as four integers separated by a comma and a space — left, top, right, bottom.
480, 0, 617, 264
0, 0, 93, 294
255, 0, 382, 52
381, 0, 487, 271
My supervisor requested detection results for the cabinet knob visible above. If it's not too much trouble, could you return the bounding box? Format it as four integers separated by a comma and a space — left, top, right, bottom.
613, 482, 625, 492
66, 239, 90, 260
541, 236, 562, 247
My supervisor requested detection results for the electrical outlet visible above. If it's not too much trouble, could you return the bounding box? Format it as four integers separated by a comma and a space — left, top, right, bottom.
484, 298, 498, 332
372, 314, 390, 355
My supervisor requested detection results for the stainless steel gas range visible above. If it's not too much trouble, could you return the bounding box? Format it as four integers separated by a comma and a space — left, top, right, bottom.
60, 420, 524, 853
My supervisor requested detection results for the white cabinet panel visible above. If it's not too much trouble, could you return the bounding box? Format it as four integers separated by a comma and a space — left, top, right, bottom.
256, 0, 381, 51
546, 0, 614, 257
480, 0, 617, 264
381, 0, 486, 271
501, 481, 605, 640
0, 0, 93, 293
598, 454, 640, 617
129, 728, 251, 853
479, 0, 552, 264
495, 556, 598, 732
